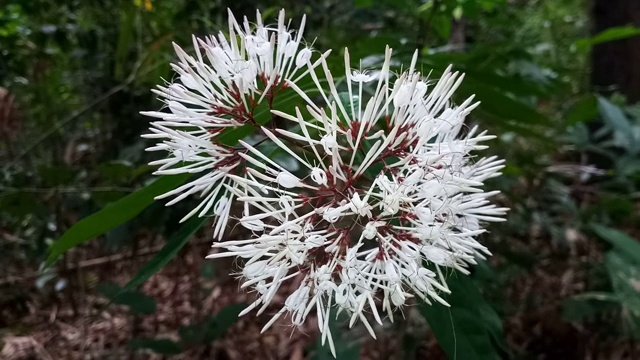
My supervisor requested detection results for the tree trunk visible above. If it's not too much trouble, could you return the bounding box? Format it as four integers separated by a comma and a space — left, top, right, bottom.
591, 0, 640, 102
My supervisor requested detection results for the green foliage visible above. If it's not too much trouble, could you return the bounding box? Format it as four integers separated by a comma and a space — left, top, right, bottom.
564, 226, 640, 338
178, 304, 247, 345
308, 311, 361, 359
123, 216, 207, 292
44, 173, 192, 267
419, 273, 507, 360
127, 304, 246, 355
575, 26, 640, 51
2, 0, 640, 357
97, 283, 157, 315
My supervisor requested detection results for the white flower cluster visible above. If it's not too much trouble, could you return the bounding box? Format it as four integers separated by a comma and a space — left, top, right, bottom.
143, 9, 507, 356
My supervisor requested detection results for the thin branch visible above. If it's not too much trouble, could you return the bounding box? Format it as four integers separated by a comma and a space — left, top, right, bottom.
0, 186, 138, 194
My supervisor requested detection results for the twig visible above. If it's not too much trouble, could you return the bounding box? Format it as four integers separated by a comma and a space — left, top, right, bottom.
0, 186, 138, 194
0, 238, 211, 286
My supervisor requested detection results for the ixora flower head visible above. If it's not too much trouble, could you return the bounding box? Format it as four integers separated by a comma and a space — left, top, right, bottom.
143, 9, 507, 357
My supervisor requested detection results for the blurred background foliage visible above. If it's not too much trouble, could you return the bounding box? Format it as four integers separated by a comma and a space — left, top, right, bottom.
1, 0, 640, 358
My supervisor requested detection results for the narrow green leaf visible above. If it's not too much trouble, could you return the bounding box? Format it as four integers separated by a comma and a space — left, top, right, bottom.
576, 26, 640, 51
45, 173, 192, 268
178, 303, 246, 345
97, 283, 157, 315
123, 216, 207, 292
592, 224, 640, 264
419, 273, 506, 360
129, 338, 183, 355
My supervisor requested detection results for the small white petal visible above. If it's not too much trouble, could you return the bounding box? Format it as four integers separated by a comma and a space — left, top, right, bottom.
276, 171, 302, 188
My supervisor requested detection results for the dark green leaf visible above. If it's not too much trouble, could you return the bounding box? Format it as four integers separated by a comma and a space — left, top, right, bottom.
562, 293, 620, 321
129, 338, 183, 355
419, 273, 506, 360
460, 84, 549, 127
44, 173, 192, 267
97, 283, 157, 314
309, 310, 360, 359
179, 303, 246, 344
123, 216, 207, 292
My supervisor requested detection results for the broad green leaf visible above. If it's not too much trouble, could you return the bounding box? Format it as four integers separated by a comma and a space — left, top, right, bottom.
123, 216, 208, 292
45, 173, 191, 268
604, 252, 640, 336
597, 96, 637, 153
592, 224, 640, 264
576, 26, 640, 51
97, 283, 157, 314
179, 303, 246, 345
129, 338, 183, 355
419, 273, 506, 360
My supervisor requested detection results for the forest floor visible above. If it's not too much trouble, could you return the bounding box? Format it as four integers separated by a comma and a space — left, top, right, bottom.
1, 222, 639, 359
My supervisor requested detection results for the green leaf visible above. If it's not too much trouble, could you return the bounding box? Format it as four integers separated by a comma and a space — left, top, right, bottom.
566, 95, 598, 126
44, 173, 192, 268
460, 84, 549, 127
123, 216, 207, 292
179, 303, 246, 344
597, 96, 638, 154
597, 96, 633, 131
129, 338, 183, 355
419, 273, 506, 360
431, 15, 452, 40
604, 252, 640, 336
562, 293, 620, 321
308, 310, 360, 359
97, 283, 157, 314
592, 224, 640, 264
576, 26, 640, 51
354, 0, 372, 8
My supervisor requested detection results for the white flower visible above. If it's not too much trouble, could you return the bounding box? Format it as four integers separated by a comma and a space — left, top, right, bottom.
142, 9, 326, 240
203, 46, 507, 356
145, 13, 507, 355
